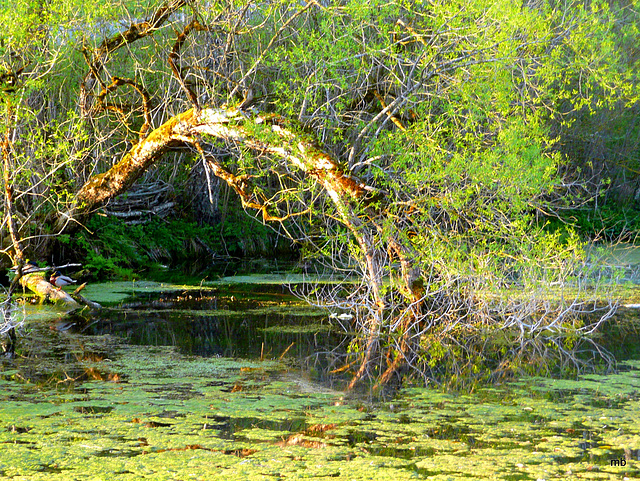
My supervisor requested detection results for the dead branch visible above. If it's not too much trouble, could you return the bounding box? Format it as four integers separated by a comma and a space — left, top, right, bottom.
169, 20, 210, 113
96, 77, 153, 141
19, 274, 79, 306
80, 0, 188, 115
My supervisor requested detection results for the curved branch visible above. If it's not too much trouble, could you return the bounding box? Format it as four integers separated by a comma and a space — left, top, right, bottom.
58, 109, 197, 228
196, 145, 312, 222
168, 19, 210, 113
61, 106, 393, 388
80, 0, 188, 115
64, 107, 375, 223
97, 76, 153, 140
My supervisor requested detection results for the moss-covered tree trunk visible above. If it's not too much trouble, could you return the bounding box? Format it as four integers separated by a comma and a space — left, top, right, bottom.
61, 106, 418, 386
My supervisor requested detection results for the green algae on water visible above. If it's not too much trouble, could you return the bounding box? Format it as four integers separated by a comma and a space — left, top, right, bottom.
3, 336, 638, 480
2, 280, 639, 480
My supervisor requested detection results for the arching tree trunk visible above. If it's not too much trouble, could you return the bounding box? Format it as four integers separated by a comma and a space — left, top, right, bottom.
60, 105, 420, 387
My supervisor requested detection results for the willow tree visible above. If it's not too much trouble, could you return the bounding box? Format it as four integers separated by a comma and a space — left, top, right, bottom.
2, 0, 636, 386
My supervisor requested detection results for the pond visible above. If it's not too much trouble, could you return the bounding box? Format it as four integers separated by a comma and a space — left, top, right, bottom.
1, 275, 639, 480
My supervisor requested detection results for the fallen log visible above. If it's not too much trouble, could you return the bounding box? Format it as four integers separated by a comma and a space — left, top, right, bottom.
10, 263, 100, 309
70, 283, 102, 310
20, 273, 79, 306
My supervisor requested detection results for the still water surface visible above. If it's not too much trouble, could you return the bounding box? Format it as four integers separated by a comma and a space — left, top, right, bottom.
1, 278, 639, 480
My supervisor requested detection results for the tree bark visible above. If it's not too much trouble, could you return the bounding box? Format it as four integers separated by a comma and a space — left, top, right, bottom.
20, 274, 79, 306
2, 98, 25, 262
60, 106, 419, 387
57, 109, 195, 230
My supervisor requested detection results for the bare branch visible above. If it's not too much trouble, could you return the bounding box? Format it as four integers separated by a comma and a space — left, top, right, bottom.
168, 19, 210, 113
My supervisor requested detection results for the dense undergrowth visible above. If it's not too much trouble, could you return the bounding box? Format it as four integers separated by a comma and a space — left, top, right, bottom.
62, 209, 288, 280
57, 200, 640, 284
567, 206, 640, 242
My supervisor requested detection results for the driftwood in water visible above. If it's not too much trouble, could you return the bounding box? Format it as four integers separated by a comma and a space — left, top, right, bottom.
103, 181, 175, 225
70, 283, 102, 310
9, 263, 101, 310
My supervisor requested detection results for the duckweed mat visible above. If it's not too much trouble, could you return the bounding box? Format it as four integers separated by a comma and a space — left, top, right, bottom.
2, 339, 639, 480
2, 279, 640, 480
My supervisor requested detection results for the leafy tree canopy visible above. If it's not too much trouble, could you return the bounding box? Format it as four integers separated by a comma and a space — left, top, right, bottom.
1, 0, 637, 387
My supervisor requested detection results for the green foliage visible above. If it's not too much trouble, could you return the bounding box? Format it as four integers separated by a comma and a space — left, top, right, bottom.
71, 208, 275, 279
237, 0, 629, 287
535, 0, 640, 226
2, 0, 637, 388
72, 217, 145, 279
560, 206, 640, 241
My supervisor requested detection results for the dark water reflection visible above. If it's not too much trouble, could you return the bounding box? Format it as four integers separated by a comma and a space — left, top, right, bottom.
74, 289, 345, 362
63, 287, 640, 384
2, 281, 640, 480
